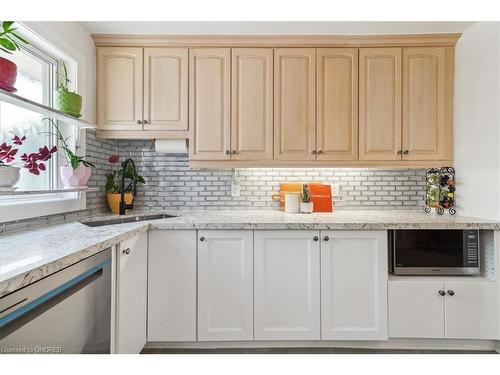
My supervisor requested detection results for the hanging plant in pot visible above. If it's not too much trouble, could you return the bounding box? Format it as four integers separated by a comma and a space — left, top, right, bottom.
0, 134, 57, 190
0, 21, 30, 92
56, 62, 82, 118
105, 154, 145, 214
43, 118, 95, 187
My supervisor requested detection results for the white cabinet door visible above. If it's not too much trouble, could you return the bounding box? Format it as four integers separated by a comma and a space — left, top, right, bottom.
321, 230, 388, 340
254, 230, 320, 340
445, 282, 500, 340
116, 232, 148, 353
148, 230, 197, 342
197, 230, 253, 341
388, 281, 445, 338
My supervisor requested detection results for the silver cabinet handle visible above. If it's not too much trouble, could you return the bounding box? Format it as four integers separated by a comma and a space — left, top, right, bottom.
323, 235, 329, 241
200, 236, 205, 242
122, 248, 131, 255
313, 236, 319, 241
438, 290, 446, 296
447, 290, 455, 296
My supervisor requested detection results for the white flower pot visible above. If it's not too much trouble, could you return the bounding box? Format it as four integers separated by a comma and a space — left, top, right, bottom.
60, 165, 92, 187
300, 202, 314, 214
0, 165, 20, 190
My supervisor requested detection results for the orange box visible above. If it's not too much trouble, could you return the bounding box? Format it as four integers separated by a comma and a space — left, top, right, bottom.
308, 184, 333, 212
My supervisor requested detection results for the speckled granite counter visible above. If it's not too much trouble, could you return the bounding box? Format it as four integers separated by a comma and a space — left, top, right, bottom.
1, 210, 499, 297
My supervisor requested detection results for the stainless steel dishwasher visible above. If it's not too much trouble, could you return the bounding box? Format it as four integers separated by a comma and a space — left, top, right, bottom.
0, 248, 112, 354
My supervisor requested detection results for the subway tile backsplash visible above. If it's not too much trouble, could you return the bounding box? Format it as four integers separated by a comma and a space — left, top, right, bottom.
1, 130, 427, 233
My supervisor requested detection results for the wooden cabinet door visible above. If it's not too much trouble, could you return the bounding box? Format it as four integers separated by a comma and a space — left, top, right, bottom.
359, 48, 402, 160
402, 47, 453, 160
97, 47, 143, 131
115, 232, 147, 353
321, 230, 388, 340
254, 230, 320, 340
388, 280, 445, 338
317, 48, 358, 160
148, 230, 197, 342
231, 48, 273, 160
143, 48, 188, 131
445, 282, 499, 339
189, 48, 231, 160
197, 230, 253, 341
274, 48, 316, 161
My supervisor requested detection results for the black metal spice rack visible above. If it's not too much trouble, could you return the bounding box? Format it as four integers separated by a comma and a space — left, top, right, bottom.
425, 167, 456, 215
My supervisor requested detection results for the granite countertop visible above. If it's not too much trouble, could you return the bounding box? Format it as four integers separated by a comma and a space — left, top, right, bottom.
1, 209, 499, 297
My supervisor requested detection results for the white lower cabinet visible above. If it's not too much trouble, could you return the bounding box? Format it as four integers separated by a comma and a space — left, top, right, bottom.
321, 230, 388, 340
148, 230, 197, 342
254, 230, 321, 340
115, 232, 148, 354
197, 230, 254, 341
389, 280, 500, 340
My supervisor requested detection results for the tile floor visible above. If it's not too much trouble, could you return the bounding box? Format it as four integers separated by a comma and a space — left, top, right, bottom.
142, 348, 497, 354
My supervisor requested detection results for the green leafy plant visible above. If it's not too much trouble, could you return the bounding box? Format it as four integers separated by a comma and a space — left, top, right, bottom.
0, 21, 29, 54
57, 61, 71, 92
42, 118, 95, 170
105, 154, 145, 194
301, 184, 311, 203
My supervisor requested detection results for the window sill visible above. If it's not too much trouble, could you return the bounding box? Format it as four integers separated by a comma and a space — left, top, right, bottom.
0, 192, 87, 222
0, 187, 99, 196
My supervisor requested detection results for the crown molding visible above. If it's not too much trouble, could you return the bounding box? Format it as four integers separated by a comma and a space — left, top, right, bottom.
92, 33, 461, 47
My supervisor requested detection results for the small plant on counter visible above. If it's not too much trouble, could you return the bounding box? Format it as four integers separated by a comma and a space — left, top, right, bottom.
55, 61, 83, 118
42, 118, 95, 187
105, 154, 145, 214
300, 184, 313, 214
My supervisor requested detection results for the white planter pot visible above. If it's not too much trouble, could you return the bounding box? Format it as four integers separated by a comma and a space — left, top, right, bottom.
60, 165, 92, 187
0, 165, 20, 190
300, 202, 314, 214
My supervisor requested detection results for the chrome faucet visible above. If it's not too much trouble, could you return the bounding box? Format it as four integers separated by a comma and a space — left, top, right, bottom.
119, 158, 137, 215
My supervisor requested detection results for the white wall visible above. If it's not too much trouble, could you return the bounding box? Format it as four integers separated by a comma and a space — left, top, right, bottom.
454, 22, 500, 220
21, 22, 95, 123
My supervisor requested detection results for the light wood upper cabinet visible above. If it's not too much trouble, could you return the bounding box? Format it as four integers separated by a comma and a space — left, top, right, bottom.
402, 47, 453, 160
143, 48, 188, 131
97, 47, 143, 131
316, 48, 358, 161
274, 48, 316, 161
359, 48, 402, 160
189, 48, 231, 160
231, 48, 273, 160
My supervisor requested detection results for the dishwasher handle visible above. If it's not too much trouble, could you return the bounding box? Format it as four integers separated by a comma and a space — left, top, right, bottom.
0, 259, 111, 331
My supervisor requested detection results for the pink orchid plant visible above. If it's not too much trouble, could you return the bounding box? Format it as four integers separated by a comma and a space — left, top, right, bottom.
0, 135, 57, 175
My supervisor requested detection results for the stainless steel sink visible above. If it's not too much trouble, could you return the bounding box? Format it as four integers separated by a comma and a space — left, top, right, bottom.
80, 213, 176, 227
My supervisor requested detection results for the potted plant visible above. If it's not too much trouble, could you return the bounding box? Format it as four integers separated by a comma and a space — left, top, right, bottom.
43, 118, 95, 187
0, 134, 57, 190
55, 61, 82, 118
0, 21, 30, 92
105, 154, 145, 214
300, 184, 313, 214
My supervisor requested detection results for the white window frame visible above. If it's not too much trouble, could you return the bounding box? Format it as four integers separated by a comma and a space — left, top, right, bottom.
0, 26, 86, 223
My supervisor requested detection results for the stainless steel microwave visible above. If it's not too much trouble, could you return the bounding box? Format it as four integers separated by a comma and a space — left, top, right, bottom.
391, 229, 480, 275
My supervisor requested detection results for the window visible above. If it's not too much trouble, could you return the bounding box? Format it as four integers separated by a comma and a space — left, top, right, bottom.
0, 29, 84, 222
0, 44, 57, 191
